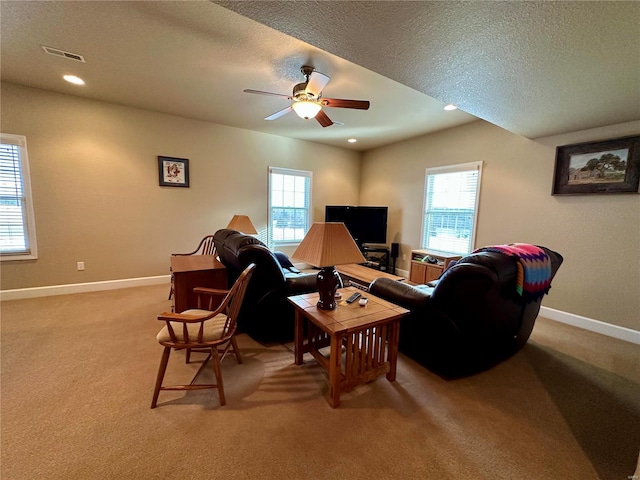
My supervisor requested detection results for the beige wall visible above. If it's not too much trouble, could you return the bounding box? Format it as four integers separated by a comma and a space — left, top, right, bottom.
0, 83, 361, 289
360, 120, 640, 331
3, 82, 639, 332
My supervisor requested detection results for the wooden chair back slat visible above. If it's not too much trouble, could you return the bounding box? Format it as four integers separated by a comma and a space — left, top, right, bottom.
218, 263, 254, 339
200, 236, 216, 255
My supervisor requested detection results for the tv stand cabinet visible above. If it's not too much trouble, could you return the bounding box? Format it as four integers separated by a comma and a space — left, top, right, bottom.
361, 245, 389, 271
409, 249, 461, 284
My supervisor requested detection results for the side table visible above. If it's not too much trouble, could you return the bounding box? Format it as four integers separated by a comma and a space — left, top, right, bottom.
170, 255, 227, 312
288, 287, 409, 408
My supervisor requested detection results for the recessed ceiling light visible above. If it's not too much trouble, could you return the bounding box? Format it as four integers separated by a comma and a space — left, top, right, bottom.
443, 104, 457, 111
347, 138, 357, 143
63, 75, 85, 85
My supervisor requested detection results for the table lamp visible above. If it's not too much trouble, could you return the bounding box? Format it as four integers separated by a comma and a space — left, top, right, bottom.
292, 222, 365, 310
227, 215, 258, 234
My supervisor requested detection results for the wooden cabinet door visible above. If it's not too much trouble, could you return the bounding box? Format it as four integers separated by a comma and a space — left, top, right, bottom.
425, 265, 443, 282
409, 262, 427, 284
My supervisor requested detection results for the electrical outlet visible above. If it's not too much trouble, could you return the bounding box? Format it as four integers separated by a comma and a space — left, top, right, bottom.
402, 254, 406, 261
77, 261, 85, 271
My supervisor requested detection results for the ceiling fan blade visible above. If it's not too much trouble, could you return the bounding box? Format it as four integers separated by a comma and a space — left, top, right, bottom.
305, 71, 330, 97
315, 109, 334, 128
244, 89, 292, 100
321, 98, 370, 110
265, 106, 293, 121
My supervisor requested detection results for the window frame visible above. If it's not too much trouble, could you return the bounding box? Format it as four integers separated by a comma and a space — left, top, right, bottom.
268, 166, 312, 248
0, 133, 38, 261
420, 161, 482, 256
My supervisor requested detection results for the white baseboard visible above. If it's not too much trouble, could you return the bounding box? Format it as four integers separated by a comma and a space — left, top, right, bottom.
2, 275, 638, 346
540, 306, 640, 345
0, 275, 170, 301
396, 267, 410, 278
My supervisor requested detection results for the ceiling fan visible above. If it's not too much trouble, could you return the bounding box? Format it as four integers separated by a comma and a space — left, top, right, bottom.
243, 66, 370, 127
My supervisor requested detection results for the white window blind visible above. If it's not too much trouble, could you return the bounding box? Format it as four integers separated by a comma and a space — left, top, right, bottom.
0, 134, 38, 260
421, 161, 482, 255
268, 167, 312, 247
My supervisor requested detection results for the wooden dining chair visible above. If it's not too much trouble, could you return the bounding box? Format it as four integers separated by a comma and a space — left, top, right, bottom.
168, 235, 217, 300
151, 263, 256, 408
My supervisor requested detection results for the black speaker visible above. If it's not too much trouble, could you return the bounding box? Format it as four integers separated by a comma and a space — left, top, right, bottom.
390, 242, 399, 259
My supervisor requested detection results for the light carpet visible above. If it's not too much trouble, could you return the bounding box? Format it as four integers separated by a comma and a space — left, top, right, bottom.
1, 284, 638, 479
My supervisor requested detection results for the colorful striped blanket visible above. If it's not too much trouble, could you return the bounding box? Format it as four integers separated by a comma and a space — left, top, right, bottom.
473, 243, 552, 302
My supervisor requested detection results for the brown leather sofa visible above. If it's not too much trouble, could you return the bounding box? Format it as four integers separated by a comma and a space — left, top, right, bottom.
369, 246, 563, 378
213, 229, 317, 343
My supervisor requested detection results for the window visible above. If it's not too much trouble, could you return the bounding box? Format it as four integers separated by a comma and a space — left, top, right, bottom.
268, 167, 312, 247
421, 161, 482, 256
0, 134, 38, 260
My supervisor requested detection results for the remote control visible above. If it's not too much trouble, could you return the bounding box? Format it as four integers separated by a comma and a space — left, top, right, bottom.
346, 292, 361, 304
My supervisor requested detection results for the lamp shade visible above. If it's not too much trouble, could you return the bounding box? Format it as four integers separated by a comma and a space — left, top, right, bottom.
227, 215, 258, 234
292, 222, 365, 310
292, 222, 365, 267
291, 100, 322, 120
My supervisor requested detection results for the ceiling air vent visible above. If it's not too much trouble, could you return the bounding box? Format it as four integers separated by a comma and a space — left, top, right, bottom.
41, 45, 85, 63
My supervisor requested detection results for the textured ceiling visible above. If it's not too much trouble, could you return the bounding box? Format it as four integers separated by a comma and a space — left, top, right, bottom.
0, 1, 476, 152
1, 1, 638, 152
216, 0, 640, 139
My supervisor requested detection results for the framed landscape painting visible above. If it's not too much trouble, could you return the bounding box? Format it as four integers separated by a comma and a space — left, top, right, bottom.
552, 135, 640, 195
158, 156, 189, 187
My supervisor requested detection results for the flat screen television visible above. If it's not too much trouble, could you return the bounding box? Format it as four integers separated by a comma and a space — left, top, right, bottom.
325, 205, 388, 247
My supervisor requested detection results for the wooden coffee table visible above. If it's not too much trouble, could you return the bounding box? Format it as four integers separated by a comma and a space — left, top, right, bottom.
288, 287, 409, 408
336, 263, 405, 291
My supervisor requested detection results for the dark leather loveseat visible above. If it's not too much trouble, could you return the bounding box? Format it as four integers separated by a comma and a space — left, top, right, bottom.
369, 245, 563, 378
213, 229, 317, 343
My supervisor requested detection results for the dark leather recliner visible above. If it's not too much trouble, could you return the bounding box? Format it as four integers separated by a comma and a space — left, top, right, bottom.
369, 246, 563, 378
213, 229, 317, 343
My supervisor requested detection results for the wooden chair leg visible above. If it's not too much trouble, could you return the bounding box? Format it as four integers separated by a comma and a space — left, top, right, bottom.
151, 347, 171, 409
231, 336, 243, 364
210, 347, 225, 406
185, 348, 191, 364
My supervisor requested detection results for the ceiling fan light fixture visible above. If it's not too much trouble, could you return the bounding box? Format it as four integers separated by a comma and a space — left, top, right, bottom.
292, 100, 321, 119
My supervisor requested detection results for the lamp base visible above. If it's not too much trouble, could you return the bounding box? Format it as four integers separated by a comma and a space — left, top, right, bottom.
316, 266, 340, 310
